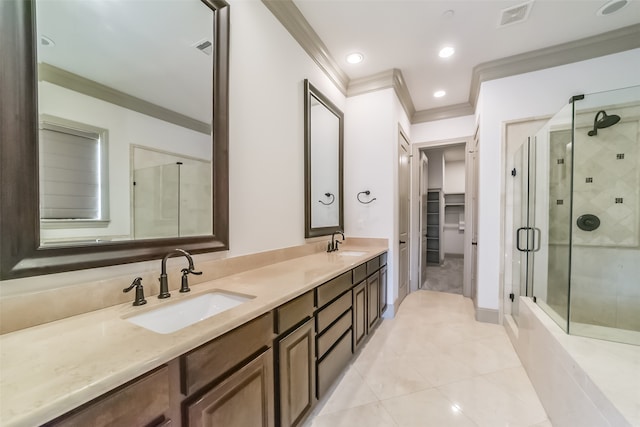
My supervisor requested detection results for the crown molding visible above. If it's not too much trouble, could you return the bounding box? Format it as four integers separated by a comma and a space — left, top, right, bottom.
412, 103, 475, 124
348, 69, 416, 119
262, 0, 640, 125
467, 23, 640, 113
261, 0, 349, 95
414, 23, 640, 124
39, 63, 211, 134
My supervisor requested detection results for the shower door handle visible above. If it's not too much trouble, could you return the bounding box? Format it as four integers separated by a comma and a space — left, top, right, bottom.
516, 227, 528, 252
533, 227, 541, 252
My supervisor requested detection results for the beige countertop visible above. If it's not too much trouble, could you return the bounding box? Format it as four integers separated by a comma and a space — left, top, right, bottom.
0, 245, 386, 427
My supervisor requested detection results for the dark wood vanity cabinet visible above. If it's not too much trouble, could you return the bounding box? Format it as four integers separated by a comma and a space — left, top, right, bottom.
45, 366, 171, 427
352, 253, 387, 353
185, 348, 274, 427
352, 281, 367, 351
379, 265, 388, 317
275, 292, 315, 427
367, 273, 380, 330
182, 313, 275, 427
42, 252, 389, 427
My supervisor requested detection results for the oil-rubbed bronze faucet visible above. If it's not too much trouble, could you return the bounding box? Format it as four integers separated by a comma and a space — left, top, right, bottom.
123, 277, 147, 306
158, 249, 202, 298
327, 230, 345, 252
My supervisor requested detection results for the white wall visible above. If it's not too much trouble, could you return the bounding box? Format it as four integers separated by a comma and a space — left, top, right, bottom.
424, 149, 444, 189
476, 48, 640, 312
344, 87, 410, 309
444, 160, 465, 194
227, 0, 345, 256
412, 115, 476, 142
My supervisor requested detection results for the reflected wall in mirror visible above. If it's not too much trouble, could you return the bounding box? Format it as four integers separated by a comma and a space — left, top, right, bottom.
304, 79, 344, 238
0, 0, 229, 279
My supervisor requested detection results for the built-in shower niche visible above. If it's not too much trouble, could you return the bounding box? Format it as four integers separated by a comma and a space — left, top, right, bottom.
132, 146, 212, 239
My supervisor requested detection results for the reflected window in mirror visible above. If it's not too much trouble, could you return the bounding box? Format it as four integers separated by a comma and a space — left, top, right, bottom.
39, 115, 111, 243
0, 0, 229, 279
304, 79, 344, 238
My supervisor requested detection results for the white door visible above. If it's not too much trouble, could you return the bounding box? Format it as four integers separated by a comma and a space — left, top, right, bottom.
469, 131, 480, 302
398, 129, 411, 304
420, 153, 429, 288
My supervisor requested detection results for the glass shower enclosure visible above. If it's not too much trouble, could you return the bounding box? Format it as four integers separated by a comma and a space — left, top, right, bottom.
512, 85, 640, 346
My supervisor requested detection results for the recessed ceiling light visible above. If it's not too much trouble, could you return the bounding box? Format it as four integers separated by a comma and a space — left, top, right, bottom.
434, 90, 446, 98
346, 52, 364, 64
439, 46, 455, 58
442, 9, 455, 19
596, 0, 630, 16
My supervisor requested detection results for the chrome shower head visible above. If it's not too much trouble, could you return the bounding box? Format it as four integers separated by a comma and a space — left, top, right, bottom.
587, 110, 621, 136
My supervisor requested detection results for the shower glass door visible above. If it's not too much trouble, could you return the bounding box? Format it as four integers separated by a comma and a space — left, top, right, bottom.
530, 102, 574, 333
510, 140, 530, 324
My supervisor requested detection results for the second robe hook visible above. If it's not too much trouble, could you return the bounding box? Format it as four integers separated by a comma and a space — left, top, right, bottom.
357, 190, 376, 204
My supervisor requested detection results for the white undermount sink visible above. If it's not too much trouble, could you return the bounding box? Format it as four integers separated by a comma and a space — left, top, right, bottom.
125, 291, 254, 334
338, 251, 367, 257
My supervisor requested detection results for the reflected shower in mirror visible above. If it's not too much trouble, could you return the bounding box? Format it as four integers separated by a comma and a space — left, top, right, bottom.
304, 79, 344, 238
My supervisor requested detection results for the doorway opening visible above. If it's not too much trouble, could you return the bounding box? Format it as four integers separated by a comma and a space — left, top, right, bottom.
419, 143, 467, 295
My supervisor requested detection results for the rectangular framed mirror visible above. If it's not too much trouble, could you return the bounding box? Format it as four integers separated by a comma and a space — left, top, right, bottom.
0, 0, 229, 280
304, 79, 344, 238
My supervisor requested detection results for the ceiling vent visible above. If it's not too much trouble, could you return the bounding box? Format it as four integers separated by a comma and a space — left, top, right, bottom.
193, 39, 213, 56
498, 1, 534, 27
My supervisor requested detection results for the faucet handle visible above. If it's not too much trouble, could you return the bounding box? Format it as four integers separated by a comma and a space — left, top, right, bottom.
180, 268, 202, 293
123, 277, 147, 306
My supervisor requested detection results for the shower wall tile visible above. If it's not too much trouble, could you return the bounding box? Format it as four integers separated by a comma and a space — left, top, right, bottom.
571, 120, 639, 247
616, 296, 640, 331
570, 292, 618, 328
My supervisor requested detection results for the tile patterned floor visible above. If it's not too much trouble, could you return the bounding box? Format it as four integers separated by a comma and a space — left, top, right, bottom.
304, 290, 551, 427
424, 257, 464, 294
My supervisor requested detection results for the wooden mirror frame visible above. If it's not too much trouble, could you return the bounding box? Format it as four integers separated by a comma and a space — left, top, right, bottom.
0, 0, 229, 280
304, 79, 344, 238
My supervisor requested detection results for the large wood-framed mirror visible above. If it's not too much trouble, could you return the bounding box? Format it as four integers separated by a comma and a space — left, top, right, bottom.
304, 79, 344, 238
0, 0, 229, 280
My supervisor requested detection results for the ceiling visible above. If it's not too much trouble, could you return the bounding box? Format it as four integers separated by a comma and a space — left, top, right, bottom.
36, 0, 213, 124
292, 0, 640, 115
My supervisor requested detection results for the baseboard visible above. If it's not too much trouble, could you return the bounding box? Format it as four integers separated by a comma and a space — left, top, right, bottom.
475, 307, 499, 324
444, 253, 464, 259
381, 304, 394, 318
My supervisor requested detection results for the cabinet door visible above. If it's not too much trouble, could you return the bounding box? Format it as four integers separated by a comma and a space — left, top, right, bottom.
352, 281, 367, 351
278, 319, 315, 427
186, 348, 274, 427
379, 266, 387, 317
367, 273, 379, 330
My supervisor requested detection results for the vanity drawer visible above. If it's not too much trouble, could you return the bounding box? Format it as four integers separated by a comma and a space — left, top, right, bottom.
366, 257, 380, 276
48, 366, 170, 427
316, 271, 351, 308
316, 291, 351, 333
352, 264, 367, 285
379, 252, 387, 267
276, 290, 314, 334
317, 310, 352, 359
182, 312, 274, 395
317, 330, 353, 398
